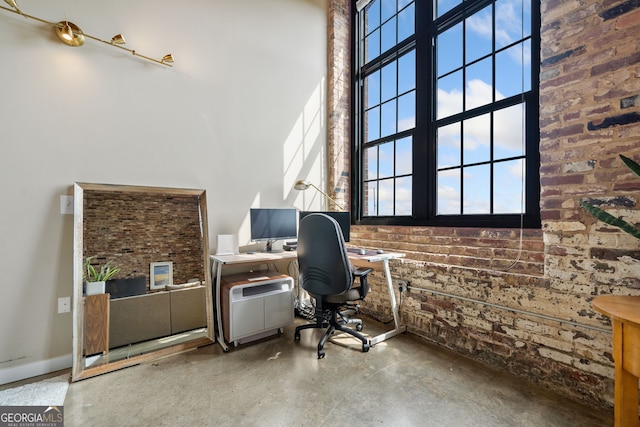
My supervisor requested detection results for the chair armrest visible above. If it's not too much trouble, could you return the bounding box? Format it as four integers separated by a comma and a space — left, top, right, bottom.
352, 268, 373, 297
353, 268, 373, 278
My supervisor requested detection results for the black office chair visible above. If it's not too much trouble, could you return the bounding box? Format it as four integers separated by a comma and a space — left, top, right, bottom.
294, 213, 372, 358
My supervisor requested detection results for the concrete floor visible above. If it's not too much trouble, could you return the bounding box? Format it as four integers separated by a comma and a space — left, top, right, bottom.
61, 317, 612, 426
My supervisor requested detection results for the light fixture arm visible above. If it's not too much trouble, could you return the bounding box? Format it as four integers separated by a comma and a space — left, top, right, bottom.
294, 179, 345, 211
0, 3, 174, 67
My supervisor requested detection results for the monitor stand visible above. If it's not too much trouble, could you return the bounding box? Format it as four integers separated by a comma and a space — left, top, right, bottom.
262, 240, 283, 253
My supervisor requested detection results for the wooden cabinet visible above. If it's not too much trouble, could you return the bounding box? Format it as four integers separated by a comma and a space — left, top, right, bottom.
84, 294, 110, 356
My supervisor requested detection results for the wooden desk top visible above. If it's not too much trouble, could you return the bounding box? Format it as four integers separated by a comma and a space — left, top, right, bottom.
593, 295, 640, 326
210, 249, 405, 266
210, 251, 298, 265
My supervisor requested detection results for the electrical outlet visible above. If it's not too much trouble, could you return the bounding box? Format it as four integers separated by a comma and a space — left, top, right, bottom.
397, 280, 409, 293
58, 297, 70, 313
60, 195, 74, 215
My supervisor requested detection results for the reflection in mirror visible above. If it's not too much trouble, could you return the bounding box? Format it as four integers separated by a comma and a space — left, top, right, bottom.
72, 183, 214, 382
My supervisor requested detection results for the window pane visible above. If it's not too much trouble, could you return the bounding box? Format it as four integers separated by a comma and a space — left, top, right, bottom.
398, 50, 415, 94
496, 0, 531, 48
495, 41, 530, 99
365, 0, 380, 34
365, 106, 380, 142
381, 99, 397, 137
365, 70, 380, 109
463, 113, 490, 164
365, 29, 381, 62
494, 104, 525, 159
379, 141, 394, 178
378, 179, 394, 215
465, 57, 493, 110
397, 3, 415, 43
437, 70, 462, 119
438, 123, 461, 169
463, 164, 490, 214
396, 136, 412, 175
437, 22, 462, 76
436, 0, 462, 18
398, 0, 412, 11
465, 4, 493, 64
438, 169, 461, 215
381, 0, 395, 22
365, 181, 378, 215
398, 91, 415, 132
365, 146, 378, 181
395, 176, 412, 215
381, 61, 397, 102
381, 17, 397, 53
494, 159, 525, 213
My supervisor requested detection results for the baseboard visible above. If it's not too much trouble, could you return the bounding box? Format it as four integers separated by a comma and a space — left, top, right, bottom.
0, 354, 72, 385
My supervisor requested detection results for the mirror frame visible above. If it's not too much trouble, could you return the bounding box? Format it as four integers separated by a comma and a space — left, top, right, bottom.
71, 183, 214, 381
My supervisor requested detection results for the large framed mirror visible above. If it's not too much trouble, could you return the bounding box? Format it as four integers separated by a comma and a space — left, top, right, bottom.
72, 183, 214, 381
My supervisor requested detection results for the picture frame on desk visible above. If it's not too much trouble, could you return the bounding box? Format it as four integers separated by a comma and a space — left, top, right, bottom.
150, 261, 173, 290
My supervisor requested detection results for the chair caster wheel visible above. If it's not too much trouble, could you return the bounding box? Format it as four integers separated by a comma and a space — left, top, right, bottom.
356, 324, 363, 331
294, 332, 300, 340
318, 350, 325, 359
362, 343, 370, 352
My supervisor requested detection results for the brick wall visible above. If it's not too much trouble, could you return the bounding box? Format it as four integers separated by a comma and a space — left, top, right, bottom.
326, 0, 640, 410
83, 190, 206, 289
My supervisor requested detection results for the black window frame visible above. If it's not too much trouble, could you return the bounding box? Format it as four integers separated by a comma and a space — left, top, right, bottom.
351, 0, 541, 229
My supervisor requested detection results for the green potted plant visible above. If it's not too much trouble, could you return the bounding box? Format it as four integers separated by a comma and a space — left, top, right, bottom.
580, 154, 640, 240
83, 256, 120, 295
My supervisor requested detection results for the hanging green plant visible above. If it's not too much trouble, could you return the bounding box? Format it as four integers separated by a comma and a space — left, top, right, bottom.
83, 256, 120, 282
580, 154, 640, 240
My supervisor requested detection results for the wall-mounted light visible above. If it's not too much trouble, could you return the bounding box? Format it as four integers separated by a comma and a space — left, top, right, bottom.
294, 179, 345, 211
1, 0, 174, 67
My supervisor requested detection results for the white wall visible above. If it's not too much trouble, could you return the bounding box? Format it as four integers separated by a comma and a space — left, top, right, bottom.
0, 0, 327, 382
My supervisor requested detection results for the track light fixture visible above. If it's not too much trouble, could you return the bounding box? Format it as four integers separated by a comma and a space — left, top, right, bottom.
1, 0, 174, 67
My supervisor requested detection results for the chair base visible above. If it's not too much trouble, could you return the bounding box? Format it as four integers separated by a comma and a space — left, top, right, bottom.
294, 304, 370, 359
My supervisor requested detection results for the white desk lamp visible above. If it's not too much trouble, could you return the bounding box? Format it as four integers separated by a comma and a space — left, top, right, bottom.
294, 179, 345, 210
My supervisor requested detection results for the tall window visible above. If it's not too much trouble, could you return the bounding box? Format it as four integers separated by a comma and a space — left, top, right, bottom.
353, 0, 540, 228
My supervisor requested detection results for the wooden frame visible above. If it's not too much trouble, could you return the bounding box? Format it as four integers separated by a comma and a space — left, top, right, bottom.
72, 183, 214, 382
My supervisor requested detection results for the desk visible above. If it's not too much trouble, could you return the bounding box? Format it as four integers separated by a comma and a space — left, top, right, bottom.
348, 250, 407, 345
593, 295, 640, 427
210, 249, 406, 351
210, 251, 297, 352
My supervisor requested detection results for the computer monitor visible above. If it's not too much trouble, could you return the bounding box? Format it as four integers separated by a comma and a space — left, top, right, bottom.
250, 208, 298, 252
299, 211, 350, 242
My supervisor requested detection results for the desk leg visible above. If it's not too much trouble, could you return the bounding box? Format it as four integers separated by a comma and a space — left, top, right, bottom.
613, 319, 639, 427
369, 259, 406, 346
212, 261, 229, 352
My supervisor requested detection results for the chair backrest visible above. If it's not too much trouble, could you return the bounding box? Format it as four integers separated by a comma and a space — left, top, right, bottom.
297, 213, 353, 297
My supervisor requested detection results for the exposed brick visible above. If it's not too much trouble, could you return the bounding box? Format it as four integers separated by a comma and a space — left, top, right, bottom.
588, 112, 640, 130
541, 46, 586, 67
599, 0, 640, 21
591, 52, 640, 77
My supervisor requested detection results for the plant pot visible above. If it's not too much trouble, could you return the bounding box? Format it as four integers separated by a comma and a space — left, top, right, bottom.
84, 281, 106, 296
